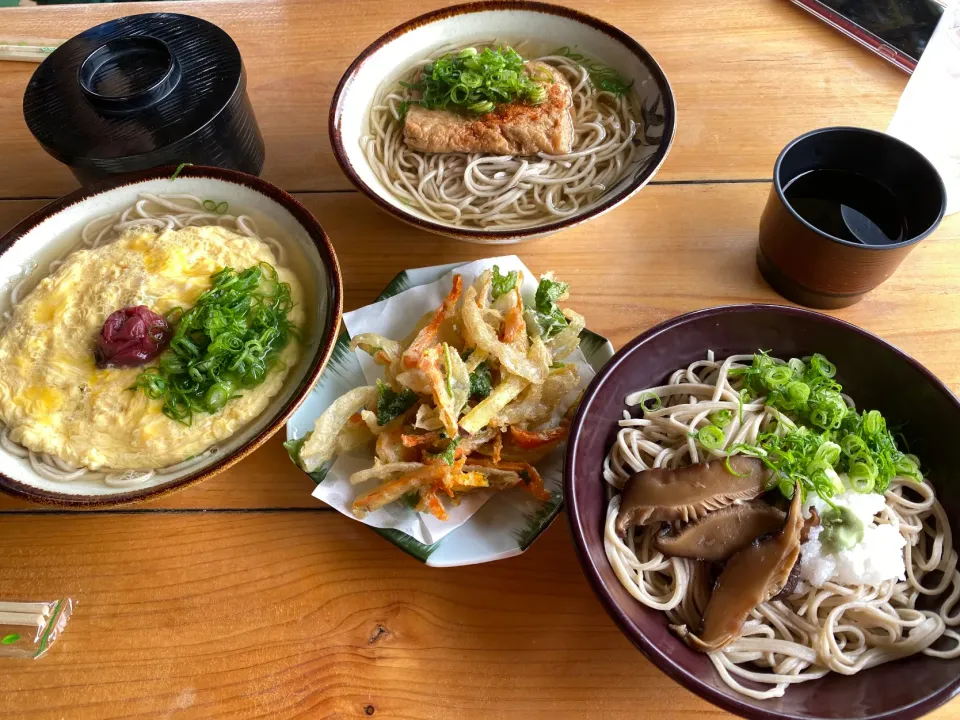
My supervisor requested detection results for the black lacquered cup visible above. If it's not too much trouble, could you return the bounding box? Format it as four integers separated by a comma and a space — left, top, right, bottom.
758, 127, 946, 309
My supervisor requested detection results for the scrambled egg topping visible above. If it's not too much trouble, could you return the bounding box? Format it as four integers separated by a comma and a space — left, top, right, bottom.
0, 225, 304, 470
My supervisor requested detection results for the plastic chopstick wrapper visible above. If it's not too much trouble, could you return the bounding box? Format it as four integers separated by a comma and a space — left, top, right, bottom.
888, 0, 960, 215
310, 256, 595, 545
0, 599, 73, 659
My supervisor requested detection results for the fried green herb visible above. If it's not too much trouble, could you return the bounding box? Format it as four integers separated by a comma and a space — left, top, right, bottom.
403, 46, 548, 115
133, 264, 296, 425
469, 361, 492, 400
491, 265, 519, 299
527, 275, 570, 340
376, 379, 418, 426
431, 436, 461, 466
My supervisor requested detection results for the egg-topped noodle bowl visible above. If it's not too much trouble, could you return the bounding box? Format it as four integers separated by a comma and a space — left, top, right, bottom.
363, 40, 660, 231
603, 351, 960, 700
0, 192, 306, 491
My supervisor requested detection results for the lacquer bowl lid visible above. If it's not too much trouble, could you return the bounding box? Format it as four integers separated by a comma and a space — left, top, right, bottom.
23, 13, 264, 184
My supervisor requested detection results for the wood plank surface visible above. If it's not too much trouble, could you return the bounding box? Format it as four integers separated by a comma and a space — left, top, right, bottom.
2, 0, 959, 717
0, 514, 730, 720
0, 0, 906, 199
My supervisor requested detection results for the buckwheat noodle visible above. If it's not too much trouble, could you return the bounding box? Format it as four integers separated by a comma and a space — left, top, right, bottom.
362, 41, 652, 230
603, 352, 960, 699
0, 193, 287, 487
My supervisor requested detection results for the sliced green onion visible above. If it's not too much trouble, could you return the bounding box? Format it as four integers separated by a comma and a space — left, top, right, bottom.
788, 358, 806, 375
202, 199, 229, 215
406, 46, 552, 115
638, 391, 661, 413
784, 381, 811, 406
863, 409, 886, 436
809, 353, 837, 378
850, 473, 875, 493
170, 162, 192, 180
526, 85, 547, 104
134, 264, 296, 425
738, 388, 751, 424
814, 441, 841, 467
896, 455, 922, 482
762, 365, 793, 389
841, 434, 867, 457
697, 425, 725, 450
848, 454, 878, 487
710, 409, 733, 429
779, 477, 797, 499
725, 455, 750, 477
468, 100, 494, 114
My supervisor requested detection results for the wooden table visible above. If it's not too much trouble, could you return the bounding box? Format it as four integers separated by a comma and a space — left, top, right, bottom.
0, 1, 958, 717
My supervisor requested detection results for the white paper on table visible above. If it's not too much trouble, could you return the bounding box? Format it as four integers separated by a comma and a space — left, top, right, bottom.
311, 255, 595, 545
888, 0, 960, 215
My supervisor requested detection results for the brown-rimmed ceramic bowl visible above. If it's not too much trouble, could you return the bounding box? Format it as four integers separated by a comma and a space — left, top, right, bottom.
564, 304, 960, 720
329, 0, 676, 244
0, 165, 342, 507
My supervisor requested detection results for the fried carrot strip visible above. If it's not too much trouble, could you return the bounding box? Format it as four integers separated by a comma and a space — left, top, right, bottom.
492, 431, 503, 465
351, 466, 444, 517
402, 274, 463, 368
401, 431, 442, 448
508, 425, 569, 449
466, 458, 551, 501
501, 304, 524, 344
417, 488, 449, 521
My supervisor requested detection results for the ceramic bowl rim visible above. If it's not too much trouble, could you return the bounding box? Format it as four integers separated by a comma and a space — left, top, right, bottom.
563, 303, 960, 720
328, 0, 677, 241
0, 165, 344, 507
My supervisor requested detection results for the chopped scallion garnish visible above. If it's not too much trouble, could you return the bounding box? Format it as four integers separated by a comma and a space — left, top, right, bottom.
133, 263, 296, 425
725, 352, 922, 504
696, 425, 725, 450
405, 46, 549, 115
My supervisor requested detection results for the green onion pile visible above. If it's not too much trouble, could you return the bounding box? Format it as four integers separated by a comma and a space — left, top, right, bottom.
682, 352, 923, 505
403, 47, 549, 115
134, 263, 297, 425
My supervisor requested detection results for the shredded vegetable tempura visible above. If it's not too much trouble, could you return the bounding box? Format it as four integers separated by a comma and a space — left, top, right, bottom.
295, 267, 584, 520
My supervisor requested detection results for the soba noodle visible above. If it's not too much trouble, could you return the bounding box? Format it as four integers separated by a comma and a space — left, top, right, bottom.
603, 352, 960, 699
363, 42, 651, 230
0, 193, 286, 487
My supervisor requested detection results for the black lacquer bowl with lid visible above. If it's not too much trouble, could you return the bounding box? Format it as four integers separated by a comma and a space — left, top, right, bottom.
23, 13, 264, 184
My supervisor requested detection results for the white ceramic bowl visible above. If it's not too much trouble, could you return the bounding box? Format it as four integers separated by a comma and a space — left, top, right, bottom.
0, 166, 342, 506
330, 0, 677, 244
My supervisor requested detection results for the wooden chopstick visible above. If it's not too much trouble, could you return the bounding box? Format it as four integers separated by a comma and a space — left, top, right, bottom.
0, 601, 52, 616
0, 38, 64, 63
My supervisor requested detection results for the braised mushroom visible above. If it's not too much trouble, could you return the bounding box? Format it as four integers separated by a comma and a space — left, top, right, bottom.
671, 481, 803, 653
653, 501, 786, 562
615, 456, 768, 535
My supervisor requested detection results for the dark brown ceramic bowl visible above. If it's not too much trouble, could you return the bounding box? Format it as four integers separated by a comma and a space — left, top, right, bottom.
564, 304, 960, 719
0, 166, 342, 507
758, 127, 946, 309
329, 0, 676, 244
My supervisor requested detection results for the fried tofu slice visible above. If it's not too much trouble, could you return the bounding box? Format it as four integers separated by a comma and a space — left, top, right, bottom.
403, 62, 574, 155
